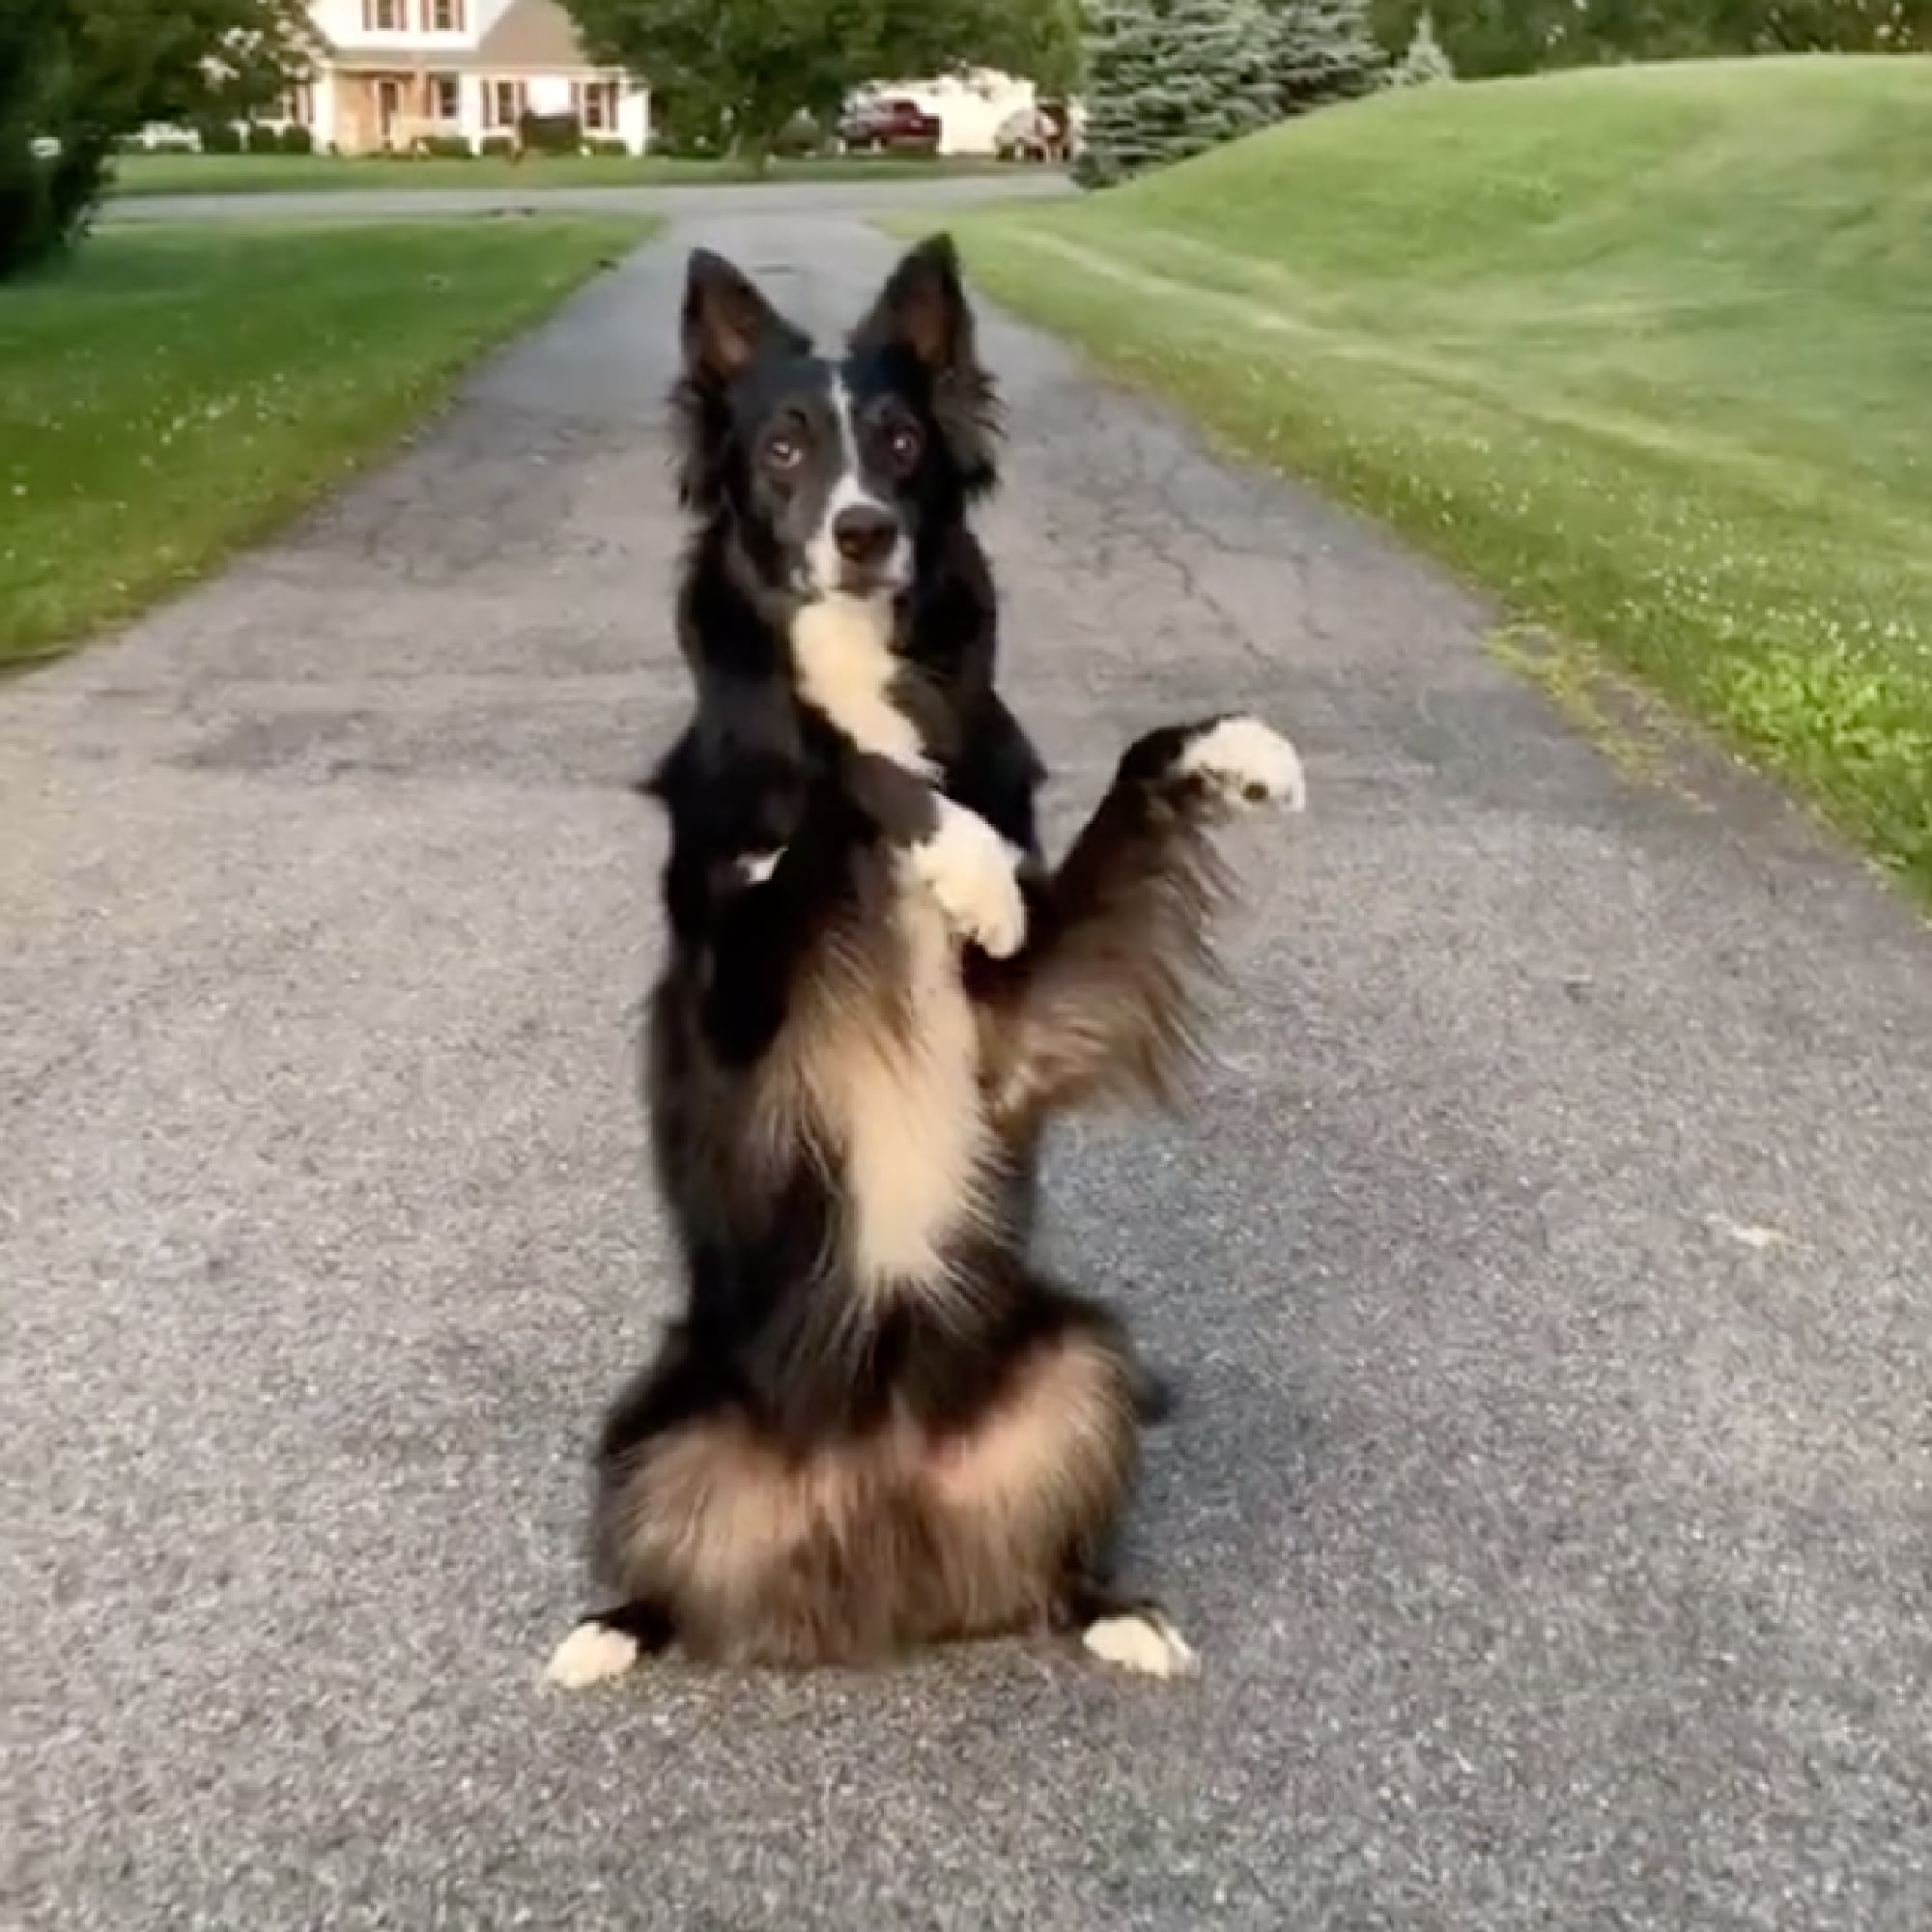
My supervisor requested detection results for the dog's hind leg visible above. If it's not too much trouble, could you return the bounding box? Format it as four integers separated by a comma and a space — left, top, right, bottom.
1055, 1574, 1201, 1682
972, 715, 1305, 1140
542, 1598, 678, 1691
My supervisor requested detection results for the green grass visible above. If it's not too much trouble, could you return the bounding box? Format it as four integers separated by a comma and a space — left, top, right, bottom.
935, 56, 1932, 898
109, 151, 1034, 198
0, 215, 655, 668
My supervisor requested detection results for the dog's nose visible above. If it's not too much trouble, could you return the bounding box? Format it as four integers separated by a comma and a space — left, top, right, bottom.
832, 502, 899, 566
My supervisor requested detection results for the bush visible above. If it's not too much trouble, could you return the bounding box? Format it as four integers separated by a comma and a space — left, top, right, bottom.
583, 136, 629, 156
279, 123, 315, 153
773, 111, 823, 157
196, 119, 243, 154
478, 133, 515, 157
243, 123, 280, 154
416, 133, 473, 158
517, 109, 581, 156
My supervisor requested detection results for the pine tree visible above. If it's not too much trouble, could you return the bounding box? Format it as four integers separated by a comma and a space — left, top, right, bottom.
1158, 0, 1279, 156
1267, 0, 1384, 119
1074, 0, 1167, 186
1076, 0, 1280, 188
1394, 8, 1456, 84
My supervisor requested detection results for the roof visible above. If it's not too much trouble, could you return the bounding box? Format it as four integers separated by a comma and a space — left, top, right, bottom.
475, 0, 599, 70
324, 0, 624, 74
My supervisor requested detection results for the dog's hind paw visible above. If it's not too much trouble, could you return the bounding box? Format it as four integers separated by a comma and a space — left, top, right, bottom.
912, 798, 1028, 958
1174, 717, 1307, 813
1082, 1609, 1200, 1680
543, 1619, 643, 1691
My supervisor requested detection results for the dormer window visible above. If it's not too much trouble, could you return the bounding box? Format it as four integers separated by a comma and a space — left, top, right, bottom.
426, 0, 465, 29
362, 0, 404, 28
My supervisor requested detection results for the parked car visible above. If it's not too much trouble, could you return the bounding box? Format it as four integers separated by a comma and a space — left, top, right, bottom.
994, 100, 1073, 163
838, 96, 942, 156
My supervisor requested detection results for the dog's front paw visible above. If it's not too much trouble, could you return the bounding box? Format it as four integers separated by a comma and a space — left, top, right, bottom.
1172, 716, 1307, 811
911, 799, 1027, 958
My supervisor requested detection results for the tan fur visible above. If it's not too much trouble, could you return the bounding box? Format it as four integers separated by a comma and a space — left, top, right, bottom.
755, 861, 998, 1303
789, 596, 932, 775
602, 1326, 1138, 1665
980, 803, 1236, 1141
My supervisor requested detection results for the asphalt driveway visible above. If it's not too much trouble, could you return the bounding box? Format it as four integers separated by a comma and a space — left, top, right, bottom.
5, 196, 1930, 1930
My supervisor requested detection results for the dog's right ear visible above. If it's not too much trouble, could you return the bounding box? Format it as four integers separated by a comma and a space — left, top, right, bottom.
680, 248, 808, 389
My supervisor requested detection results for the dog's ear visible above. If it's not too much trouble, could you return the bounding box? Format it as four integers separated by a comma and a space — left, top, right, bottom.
851, 233, 1001, 498
681, 247, 807, 389
670, 250, 809, 512
852, 233, 973, 373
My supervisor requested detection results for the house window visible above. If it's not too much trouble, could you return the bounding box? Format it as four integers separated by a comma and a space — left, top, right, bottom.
487, 79, 526, 128
577, 81, 616, 131
431, 74, 460, 121
363, 0, 404, 29
281, 83, 312, 125
426, 0, 464, 29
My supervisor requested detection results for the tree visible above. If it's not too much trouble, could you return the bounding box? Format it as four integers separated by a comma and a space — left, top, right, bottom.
2, 0, 314, 279
560, 0, 1080, 166
1075, 0, 1279, 188
1073, 0, 1164, 185
1394, 5, 1456, 77
1269, 0, 1386, 117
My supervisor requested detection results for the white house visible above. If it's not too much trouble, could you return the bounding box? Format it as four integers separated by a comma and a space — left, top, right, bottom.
295, 0, 649, 155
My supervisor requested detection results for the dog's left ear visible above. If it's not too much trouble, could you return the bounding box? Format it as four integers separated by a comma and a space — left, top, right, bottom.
852, 234, 1001, 497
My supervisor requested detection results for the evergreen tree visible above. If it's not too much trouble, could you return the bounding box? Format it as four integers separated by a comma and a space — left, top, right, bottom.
1268, 0, 1384, 118
1076, 0, 1279, 188
1074, 0, 1167, 186
1394, 5, 1455, 80
1159, 0, 1280, 153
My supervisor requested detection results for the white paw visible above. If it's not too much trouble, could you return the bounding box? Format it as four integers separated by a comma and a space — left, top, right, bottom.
911, 799, 1028, 958
1082, 1611, 1200, 1680
737, 846, 784, 885
1175, 717, 1307, 812
543, 1620, 641, 1690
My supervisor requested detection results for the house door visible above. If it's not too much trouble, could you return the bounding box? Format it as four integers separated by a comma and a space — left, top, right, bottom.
375, 78, 403, 145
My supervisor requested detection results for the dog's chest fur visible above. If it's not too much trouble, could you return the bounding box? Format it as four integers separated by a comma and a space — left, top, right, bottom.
778, 596, 994, 1300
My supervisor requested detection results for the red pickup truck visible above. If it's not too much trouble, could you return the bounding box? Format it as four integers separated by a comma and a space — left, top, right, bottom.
838, 97, 943, 156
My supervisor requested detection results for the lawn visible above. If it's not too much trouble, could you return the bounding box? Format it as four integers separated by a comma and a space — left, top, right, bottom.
937, 57, 1932, 898
109, 151, 1032, 198
0, 215, 654, 668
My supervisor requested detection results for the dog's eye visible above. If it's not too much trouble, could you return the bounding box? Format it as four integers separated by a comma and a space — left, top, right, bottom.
885, 425, 922, 469
765, 435, 803, 470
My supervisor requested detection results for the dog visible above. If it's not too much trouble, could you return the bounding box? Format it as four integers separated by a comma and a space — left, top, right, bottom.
545, 235, 1304, 1690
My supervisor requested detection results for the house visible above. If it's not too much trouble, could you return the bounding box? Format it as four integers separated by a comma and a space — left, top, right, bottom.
295, 0, 650, 155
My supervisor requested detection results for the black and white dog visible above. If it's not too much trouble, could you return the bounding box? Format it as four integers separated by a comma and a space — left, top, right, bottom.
546, 235, 1303, 1688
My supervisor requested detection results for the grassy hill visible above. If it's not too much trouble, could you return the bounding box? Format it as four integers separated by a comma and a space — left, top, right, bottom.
942, 57, 1932, 897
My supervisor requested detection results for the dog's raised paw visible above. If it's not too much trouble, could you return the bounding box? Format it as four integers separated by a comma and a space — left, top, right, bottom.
543, 1619, 642, 1691
912, 799, 1028, 957
1175, 717, 1307, 812
1082, 1610, 1200, 1680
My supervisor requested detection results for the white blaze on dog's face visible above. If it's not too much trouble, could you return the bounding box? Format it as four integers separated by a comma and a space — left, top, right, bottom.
798, 379, 917, 603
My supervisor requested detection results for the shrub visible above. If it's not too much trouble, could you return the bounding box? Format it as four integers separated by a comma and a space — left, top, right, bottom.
243, 123, 280, 154
279, 123, 315, 153
773, 111, 823, 157
478, 133, 515, 157
517, 108, 582, 156
416, 133, 473, 158
583, 135, 629, 156
196, 119, 243, 154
